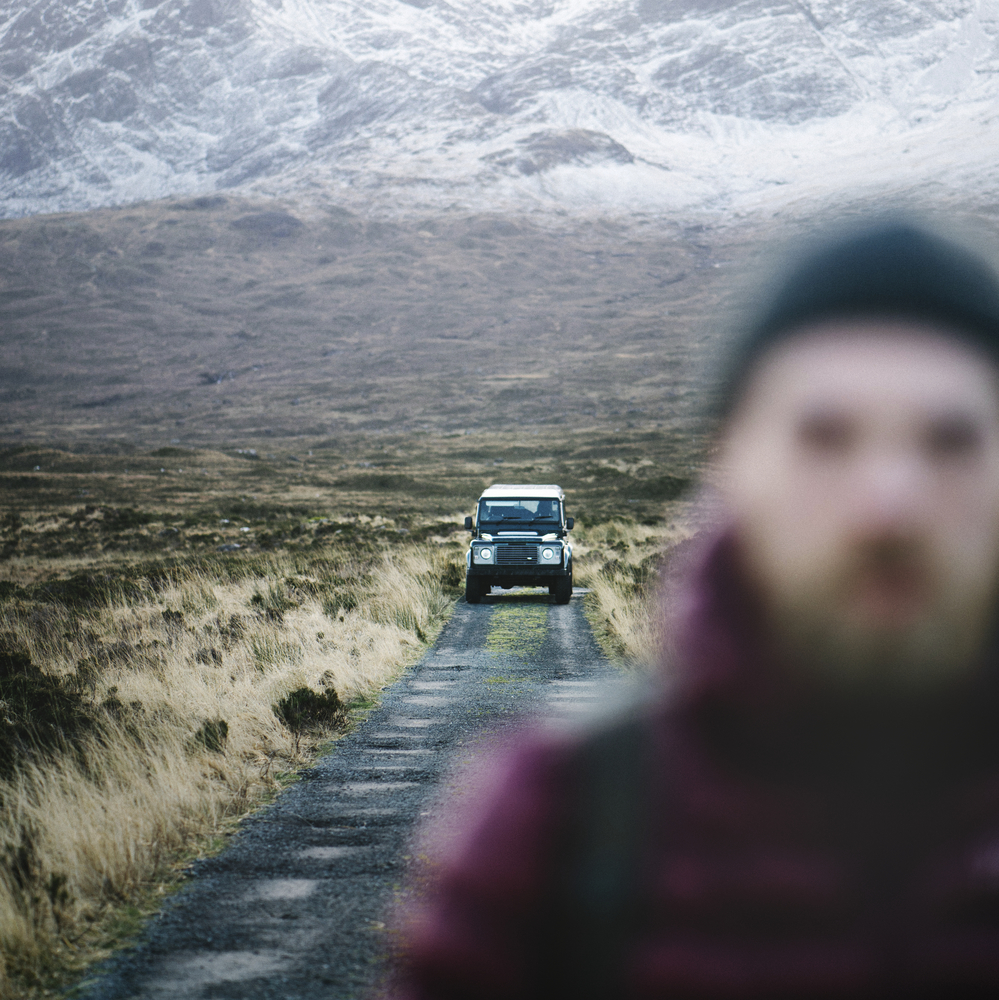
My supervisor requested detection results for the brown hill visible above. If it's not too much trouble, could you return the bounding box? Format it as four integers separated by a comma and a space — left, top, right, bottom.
0, 195, 744, 447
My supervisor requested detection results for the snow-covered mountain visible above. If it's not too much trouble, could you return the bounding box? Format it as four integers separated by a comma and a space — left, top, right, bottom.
1, 0, 997, 220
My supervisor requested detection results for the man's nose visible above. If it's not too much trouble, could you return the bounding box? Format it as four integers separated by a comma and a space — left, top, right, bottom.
851, 453, 928, 532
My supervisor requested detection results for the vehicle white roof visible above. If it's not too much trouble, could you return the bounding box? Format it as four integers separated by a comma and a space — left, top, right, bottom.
479, 484, 564, 500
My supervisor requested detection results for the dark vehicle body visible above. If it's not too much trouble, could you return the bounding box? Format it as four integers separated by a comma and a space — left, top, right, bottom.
464, 484, 574, 604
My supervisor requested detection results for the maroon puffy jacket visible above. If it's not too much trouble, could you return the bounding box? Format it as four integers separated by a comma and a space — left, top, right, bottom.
388, 534, 999, 999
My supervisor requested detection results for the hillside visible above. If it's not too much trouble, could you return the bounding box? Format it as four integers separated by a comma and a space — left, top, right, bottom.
1, 1, 997, 219
0, 194, 741, 447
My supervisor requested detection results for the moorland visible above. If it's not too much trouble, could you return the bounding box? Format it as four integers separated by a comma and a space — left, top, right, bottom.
1, 192, 963, 996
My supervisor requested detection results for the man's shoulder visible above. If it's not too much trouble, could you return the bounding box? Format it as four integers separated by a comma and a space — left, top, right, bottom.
419, 678, 673, 872
551, 674, 673, 761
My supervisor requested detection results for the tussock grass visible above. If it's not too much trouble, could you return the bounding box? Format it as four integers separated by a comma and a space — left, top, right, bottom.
0, 540, 463, 997
573, 508, 696, 669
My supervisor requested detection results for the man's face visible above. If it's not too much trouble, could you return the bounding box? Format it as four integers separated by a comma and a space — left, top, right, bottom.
719, 320, 999, 692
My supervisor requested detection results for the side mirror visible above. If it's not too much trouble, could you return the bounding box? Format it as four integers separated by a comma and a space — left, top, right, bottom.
464, 516, 474, 530
565, 517, 574, 530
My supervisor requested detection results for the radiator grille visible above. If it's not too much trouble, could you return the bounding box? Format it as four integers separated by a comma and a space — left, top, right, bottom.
496, 545, 538, 565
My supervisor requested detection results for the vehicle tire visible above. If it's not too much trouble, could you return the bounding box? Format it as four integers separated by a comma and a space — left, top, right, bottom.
465, 575, 483, 604
553, 572, 573, 605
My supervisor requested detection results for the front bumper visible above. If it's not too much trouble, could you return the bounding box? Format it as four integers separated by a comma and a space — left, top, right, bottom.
467, 563, 569, 579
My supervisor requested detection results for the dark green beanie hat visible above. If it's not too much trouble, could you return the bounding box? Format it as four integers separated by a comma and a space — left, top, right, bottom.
719, 223, 999, 417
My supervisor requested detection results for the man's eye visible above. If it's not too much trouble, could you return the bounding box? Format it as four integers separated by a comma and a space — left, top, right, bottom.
797, 414, 854, 453
923, 416, 981, 458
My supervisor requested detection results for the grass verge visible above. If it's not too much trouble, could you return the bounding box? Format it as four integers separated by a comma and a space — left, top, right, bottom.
573, 505, 696, 669
0, 538, 464, 998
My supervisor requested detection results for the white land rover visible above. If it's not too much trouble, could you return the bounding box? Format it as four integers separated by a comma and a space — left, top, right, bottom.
463, 484, 574, 604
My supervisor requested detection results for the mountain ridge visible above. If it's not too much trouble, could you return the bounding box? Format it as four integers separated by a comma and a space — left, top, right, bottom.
0, 0, 997, 221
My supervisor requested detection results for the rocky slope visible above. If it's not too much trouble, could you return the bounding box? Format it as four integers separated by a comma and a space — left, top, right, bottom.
1, 0, 997, 220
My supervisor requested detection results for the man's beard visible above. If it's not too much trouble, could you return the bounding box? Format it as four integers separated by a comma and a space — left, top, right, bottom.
753, 538, 999, 695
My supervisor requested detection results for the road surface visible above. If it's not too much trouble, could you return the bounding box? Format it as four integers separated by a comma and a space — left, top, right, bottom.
82, 589, 616, 999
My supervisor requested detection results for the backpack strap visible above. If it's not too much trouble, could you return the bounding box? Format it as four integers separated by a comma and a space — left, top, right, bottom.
538, 707, 652, 998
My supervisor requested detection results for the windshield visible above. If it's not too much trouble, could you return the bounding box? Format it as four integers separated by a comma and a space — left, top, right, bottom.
478, 498, 561, 526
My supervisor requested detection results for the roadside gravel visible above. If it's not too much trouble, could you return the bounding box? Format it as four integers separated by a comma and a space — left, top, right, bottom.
80, 588, 616, 999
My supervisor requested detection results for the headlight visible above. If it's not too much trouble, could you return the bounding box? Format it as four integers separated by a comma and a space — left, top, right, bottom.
477, 547, 493, 561
542, 547, 555, 560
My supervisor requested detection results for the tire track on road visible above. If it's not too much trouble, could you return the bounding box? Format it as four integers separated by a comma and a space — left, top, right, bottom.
83, 589, 615, 1000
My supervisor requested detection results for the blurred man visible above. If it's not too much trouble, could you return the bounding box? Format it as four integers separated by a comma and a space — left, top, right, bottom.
388, 224, 999, 998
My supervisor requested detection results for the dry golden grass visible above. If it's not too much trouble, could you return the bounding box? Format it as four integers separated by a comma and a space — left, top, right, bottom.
0, 417, 703, 997
0, 539, 463, 997
0, 193, 739, 997
573, 505, 697, 669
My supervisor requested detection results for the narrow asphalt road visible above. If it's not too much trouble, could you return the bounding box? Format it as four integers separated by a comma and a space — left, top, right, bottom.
82, 588, 616, 1000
